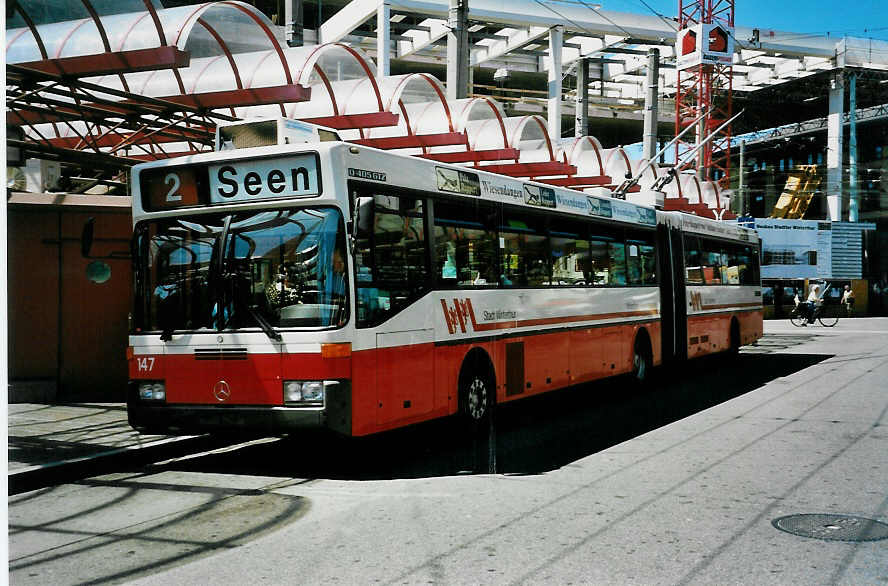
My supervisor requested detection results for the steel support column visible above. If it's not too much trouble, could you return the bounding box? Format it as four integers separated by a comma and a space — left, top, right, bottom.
738, 139, 746, 214
849, 71, 858, 222
826, 70, 844, 221
643, 48, 659, 161
575, 58, 589, 138
548, 25, 563, 140
286, 0, 304, 47
377, 1, 391, 77
446, 0, 469, 100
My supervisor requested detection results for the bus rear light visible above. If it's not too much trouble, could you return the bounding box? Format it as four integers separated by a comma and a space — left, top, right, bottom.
283, 380, 338, 405
321, 343, 351, 358
126, 347, 135, 361
138, 381, 166, 401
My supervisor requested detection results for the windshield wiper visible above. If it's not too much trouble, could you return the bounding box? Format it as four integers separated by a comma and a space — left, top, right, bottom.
248, 304, 282, 342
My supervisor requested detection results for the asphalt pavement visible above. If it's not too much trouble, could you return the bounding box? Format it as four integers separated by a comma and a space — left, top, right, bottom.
7, 318, 888, 585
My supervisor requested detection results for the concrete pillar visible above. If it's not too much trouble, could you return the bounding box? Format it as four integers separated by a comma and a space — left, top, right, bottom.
738, 140, 746, 214
826, 70, 844, 221
285, 0, 304, 47
849, 71, 858, 222
446, 0, 469, 100
643, 48, 660, 161
376, 1, 391, 77
575, 58, 589, 138
548, 26, 563, 140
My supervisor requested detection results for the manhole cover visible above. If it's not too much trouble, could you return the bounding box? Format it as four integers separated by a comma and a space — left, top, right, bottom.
772, 514, 888, 542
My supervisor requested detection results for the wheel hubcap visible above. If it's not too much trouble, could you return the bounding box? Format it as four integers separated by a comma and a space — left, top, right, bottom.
467, 377, 487, 420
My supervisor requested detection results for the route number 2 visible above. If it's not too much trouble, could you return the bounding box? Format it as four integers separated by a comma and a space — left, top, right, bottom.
137, 357, 155, 372
165, 173, 182, 202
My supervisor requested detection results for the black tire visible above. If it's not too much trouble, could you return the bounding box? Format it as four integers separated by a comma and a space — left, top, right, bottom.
459, 362, 494, 424
789, 307, 807, 327
727, 320, 741, 355
631, 336, 653, 386
818, 309, 839, 327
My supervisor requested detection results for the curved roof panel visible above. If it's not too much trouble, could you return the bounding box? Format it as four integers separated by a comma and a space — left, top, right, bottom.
8, 0, 162, 28
6, 2, 279, 64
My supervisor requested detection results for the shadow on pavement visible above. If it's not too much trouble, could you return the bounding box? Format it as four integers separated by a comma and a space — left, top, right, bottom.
165, 351, 830, 481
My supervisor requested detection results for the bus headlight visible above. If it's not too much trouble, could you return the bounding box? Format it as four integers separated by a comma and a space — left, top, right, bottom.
138, 381, 166, 401
283, 380, 336, 405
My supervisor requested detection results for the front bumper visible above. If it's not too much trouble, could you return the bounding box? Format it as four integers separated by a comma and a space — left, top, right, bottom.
127, 381, 352, 436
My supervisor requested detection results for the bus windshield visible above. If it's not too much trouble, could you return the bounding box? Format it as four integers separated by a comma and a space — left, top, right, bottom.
134, 207, 348, 334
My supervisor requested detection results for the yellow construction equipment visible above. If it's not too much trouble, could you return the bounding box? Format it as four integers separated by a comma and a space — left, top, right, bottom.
770, 165, 821, 218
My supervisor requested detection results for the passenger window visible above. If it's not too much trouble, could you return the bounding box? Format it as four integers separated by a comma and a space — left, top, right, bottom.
500, 215, 548, 287
608, 241, 627, 286
627, 238, 657, 286
434, 201, 498, 287
586, 238, 612, 285
353, 190, 429, 327
684, 236, 704, 285
551, 227, 590, 286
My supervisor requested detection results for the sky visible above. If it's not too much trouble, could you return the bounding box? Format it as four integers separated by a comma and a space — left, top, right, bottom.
601, 0, 888, 42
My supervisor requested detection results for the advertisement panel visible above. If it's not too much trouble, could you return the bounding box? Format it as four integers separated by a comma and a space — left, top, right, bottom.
676, 23, 735, 71
753, 219, 832, 279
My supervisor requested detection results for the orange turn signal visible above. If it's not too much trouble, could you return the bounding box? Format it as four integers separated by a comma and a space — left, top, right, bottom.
126, 346, 135, 361
321, 343, 351, 358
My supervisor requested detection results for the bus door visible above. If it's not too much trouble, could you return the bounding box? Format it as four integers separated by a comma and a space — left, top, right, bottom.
657, 222, 687, 365
351, 186, 436, 427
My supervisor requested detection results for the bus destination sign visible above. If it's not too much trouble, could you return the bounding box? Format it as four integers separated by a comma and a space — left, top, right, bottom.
208, 154, 320, 203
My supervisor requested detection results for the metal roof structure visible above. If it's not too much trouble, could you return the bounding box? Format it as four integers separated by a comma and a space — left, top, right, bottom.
9, 0, 887, 217
319, 0, 888, 102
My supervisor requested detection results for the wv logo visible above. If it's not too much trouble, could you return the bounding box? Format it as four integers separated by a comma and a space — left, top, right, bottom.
440, 298, 475, 334
689, 291, 704, 312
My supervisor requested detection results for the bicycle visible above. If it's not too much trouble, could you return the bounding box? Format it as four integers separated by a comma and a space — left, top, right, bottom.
790, 302, 839, 327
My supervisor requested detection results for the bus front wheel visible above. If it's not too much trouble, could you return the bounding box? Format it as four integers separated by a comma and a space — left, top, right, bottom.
631, 336, 653, 386
459, 362, 494, 424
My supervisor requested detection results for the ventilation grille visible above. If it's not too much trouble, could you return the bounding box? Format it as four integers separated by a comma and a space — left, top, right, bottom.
194, 348, 248, 360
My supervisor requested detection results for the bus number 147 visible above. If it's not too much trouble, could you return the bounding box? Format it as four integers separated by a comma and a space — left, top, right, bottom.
137, 357, 155, 372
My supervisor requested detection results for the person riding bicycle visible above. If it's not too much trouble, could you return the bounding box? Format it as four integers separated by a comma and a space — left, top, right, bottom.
841, 284, 855, 315
801, 284, 822, 326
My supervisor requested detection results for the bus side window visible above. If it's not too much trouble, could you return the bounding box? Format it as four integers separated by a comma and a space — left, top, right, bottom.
551, 223, 589, 286
499, 213, 548, 287
587, 238, 612, 285
354, 191, 429, 327
607, 241, 627, 286
684, 236, 704, 285
627, 236, 656, 286
433, 200, 498, 288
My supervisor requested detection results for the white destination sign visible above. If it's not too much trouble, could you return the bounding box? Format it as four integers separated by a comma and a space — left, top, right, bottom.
209, 154, 319, 203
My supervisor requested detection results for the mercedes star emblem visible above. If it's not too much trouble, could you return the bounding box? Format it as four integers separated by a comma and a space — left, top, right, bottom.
213, 380, 231, 402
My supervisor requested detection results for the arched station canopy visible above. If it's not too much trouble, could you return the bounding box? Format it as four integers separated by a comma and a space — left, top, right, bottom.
601, 147, 632, 186
345, 73, 463, 150
630, 158, 660, 191
6, 1, 314, 160
473, 115, 574, 179
535, 136, 611, 190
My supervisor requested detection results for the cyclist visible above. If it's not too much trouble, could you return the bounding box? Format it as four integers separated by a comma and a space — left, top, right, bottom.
801, 283, 822, 326
841, 284, 855, 315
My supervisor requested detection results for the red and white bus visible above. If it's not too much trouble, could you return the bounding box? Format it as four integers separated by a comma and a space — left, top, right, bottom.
126, 121, 762, 437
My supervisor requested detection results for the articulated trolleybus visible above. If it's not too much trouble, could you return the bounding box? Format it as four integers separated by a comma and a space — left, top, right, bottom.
127, 119, 763, 437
